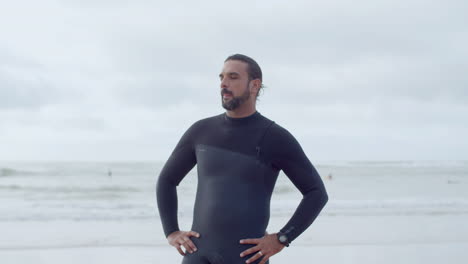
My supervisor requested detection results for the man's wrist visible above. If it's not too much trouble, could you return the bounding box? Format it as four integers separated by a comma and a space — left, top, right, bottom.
167, 229, 181, 238
276, 231, 290, 247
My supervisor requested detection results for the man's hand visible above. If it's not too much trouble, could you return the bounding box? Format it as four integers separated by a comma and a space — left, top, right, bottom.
239, 233, 285, 264
167, 230, 201, 256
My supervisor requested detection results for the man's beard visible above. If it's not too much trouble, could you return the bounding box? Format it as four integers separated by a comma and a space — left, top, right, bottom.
221, 86, 250, 111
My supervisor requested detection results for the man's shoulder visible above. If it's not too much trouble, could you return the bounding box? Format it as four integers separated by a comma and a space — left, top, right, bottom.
196, 113, 224, 125
187, 113, 224, 130
264, 120, 299, 144
265, 119, 290, 135
262, 120, 306, 160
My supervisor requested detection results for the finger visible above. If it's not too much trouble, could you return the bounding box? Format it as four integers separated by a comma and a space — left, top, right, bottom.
183, 237, 198, 252
187, 240, 198, 252
176, 245, 185, 256
240, 238, 260, 244
258, 255, 270, 264
239, 246, 260, 257
181, 241, 194, 254
181, 243, 190, 254
177, 235, 190, 245
188, 231, 201, 238
246, 251, 263, 264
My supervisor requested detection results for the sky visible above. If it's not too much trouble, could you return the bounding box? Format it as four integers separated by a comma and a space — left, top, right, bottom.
0, 0, 467, 161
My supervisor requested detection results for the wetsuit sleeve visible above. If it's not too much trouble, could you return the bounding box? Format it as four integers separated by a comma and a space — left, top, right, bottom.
156, 123, 198, 238
270, 126, 328, 244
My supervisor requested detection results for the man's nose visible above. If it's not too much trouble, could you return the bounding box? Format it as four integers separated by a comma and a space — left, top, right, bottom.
220, 78, 228, 89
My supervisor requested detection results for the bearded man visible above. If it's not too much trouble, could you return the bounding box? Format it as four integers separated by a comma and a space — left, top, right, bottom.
156, 54, 328, 264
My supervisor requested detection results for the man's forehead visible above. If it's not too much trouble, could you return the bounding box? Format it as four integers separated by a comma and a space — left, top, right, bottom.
221, 60, 248, 74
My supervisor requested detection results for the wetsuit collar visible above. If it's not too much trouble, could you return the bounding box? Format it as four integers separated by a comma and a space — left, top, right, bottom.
223, 111, 261, 125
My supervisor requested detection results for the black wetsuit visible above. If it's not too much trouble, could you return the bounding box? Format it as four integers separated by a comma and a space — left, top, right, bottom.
156, 111, 328, 264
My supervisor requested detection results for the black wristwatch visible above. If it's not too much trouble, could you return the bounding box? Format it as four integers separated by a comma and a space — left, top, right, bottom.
276, 232, 290, 247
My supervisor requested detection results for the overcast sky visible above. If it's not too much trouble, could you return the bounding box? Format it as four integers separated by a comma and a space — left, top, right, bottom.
0, 0, 467, 161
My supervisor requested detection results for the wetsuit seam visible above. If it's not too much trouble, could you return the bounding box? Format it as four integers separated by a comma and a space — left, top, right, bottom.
195, 143, 271, 169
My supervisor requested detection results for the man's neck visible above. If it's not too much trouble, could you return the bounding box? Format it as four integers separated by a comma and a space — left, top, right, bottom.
225, 106, 257, 118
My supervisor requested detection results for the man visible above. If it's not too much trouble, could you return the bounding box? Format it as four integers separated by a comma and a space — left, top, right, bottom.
156, 54, 328, 264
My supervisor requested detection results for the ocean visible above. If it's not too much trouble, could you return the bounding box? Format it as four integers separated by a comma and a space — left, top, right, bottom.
1, 160, 467, 263
1, 160, 467, 222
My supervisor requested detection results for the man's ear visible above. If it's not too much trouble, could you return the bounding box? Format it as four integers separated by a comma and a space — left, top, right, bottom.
250, 79, 261, 96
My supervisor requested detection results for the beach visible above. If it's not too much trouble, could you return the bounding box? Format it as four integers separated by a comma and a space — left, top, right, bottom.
1, 161, 467, 263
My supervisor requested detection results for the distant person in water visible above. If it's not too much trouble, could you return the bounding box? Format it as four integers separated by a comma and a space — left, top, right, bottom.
156, 54, 328, 264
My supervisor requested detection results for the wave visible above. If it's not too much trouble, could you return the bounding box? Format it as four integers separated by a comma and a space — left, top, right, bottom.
0, 168, 34, 177
0, 162, 161, 178
2, 198, 468, 222
270, 198, 468, 217
2, 161, 466, 179
0, 185, 140, 193
316, 160, 468, 168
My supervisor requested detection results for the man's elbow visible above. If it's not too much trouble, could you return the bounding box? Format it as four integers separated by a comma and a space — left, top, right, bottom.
156, 176, 175, 194
320, 188, 329, 207
302, 184, 328, 207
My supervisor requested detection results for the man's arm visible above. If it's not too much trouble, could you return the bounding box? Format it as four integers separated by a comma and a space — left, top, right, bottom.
272, 126, 329, 244
156, 123, 198, 238
239, 125, 328, 263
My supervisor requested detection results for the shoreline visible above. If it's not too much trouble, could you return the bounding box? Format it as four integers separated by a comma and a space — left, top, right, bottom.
2, 243, 467, 264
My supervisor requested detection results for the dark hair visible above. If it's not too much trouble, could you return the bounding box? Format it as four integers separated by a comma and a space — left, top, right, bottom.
225, 54, 265, 98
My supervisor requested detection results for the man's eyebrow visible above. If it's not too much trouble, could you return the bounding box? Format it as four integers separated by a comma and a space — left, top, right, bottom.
219, 72, 240, 78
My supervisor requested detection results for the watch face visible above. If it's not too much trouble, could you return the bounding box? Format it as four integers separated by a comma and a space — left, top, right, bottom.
279, 235, 287, 243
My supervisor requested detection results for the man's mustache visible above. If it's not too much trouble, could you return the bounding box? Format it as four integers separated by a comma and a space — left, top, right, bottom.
221, 89, 233, 96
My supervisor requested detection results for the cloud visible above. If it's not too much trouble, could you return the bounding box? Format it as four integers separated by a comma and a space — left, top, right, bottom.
0, 51, 60, 109
0, 0, 466, 160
